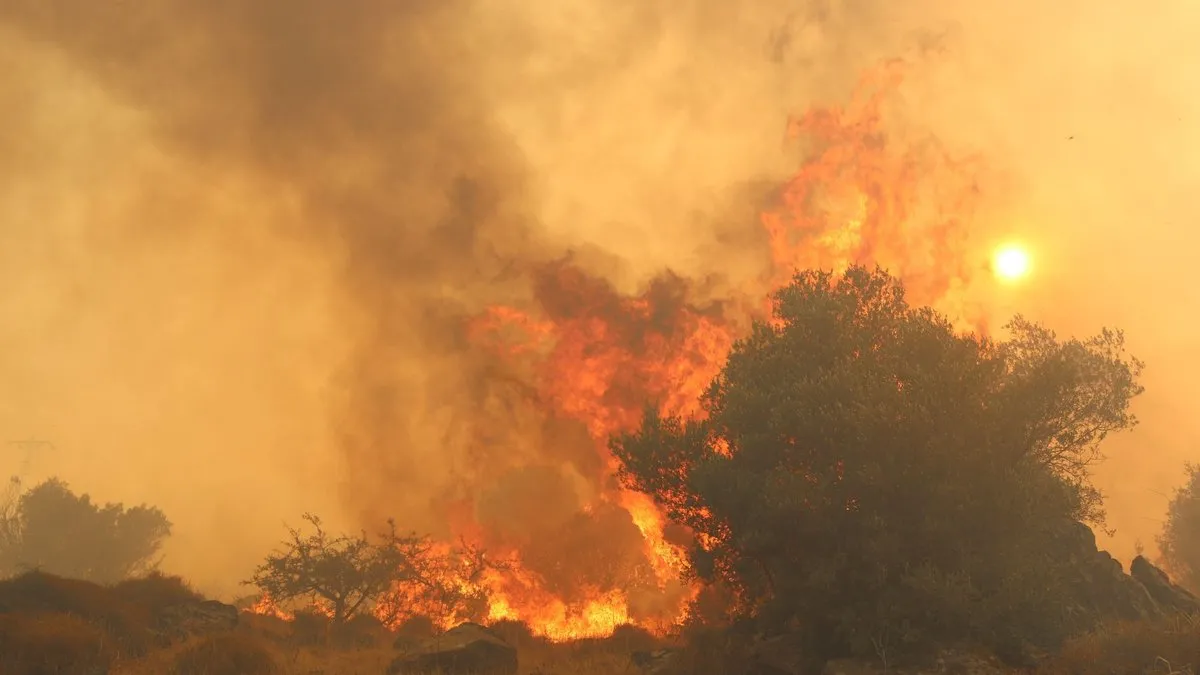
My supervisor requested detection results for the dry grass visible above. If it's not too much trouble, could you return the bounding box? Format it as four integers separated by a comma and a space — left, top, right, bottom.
0, 570, 158, 657
108, 633, 637, 675
0, 571, 666, 675
170, 632, 278, 675
11, 568, 1197, 675
0, 611, 116, 674
1038, 615, 1200, 675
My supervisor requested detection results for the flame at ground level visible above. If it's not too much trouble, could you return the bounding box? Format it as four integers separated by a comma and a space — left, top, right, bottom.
250, 59, 994, 641
483, 587, 633, 640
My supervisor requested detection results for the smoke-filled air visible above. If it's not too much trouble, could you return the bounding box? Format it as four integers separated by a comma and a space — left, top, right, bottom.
2, 0, 1199, 652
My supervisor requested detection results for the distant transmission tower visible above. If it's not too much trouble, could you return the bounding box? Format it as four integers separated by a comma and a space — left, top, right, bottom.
4, 439, 54, 489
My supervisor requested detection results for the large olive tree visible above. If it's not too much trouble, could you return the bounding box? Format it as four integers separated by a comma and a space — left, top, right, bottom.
613, 265, 1143, 661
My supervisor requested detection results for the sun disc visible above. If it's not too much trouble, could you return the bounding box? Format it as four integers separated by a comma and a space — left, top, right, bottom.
992, 245, 1031, 282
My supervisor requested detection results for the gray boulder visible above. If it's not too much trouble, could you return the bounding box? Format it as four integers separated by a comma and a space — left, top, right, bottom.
1130, 555, 1200, 615
387, 622, 517, 675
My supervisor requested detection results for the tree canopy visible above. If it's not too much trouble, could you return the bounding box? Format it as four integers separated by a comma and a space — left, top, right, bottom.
0, 477, 172, 583
612, 265, 1144, 659
1158, 463, 1200, 594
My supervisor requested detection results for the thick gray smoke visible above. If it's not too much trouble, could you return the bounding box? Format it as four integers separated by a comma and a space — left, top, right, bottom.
0, 0, 899, 596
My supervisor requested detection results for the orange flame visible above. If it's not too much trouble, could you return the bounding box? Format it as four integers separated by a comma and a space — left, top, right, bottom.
450, 59, 984, 641
247, 593, 293, 621
249, 58, 987, 641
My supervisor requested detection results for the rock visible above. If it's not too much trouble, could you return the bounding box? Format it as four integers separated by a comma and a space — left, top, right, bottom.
157, 600, 239, 639
1047, 520, 1174, 629
630, 648, 679, 674
1130, 555, 1200, 615
822, 645, 1009, 674
386, 622, 517, 675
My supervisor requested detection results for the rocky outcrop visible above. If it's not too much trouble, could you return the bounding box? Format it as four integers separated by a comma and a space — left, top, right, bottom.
1051, 520, 1199, 627
1130, 555, 1200, 615
387, 622, 517, 675
1052, 520, 1149, 623
156, 600, 238, 639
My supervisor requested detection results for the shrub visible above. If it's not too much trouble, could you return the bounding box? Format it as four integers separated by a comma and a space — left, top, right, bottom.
487, 618, 539, 649
1040, 616, 1200, 675
171, 632, 276, 675
608, 623, 660, 652
0, 477, 171, 583
0, 570, 153, 655
111, 571, 203, 617
239, 611, 293, 643
247, 513, 473, 626
332, 611, 386, 648
395, 614, 438, 640
0, 611, 115, 674
289, 608, 331, 645
670, 624, 757, 675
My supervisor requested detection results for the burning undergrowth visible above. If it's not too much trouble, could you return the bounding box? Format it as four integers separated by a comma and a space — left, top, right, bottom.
243, 60, 991, 641
0, 0, 993, 641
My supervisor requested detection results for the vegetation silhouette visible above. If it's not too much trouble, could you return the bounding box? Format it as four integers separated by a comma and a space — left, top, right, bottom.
0, 478, 171, 584
10, 266, 1200, 675
246, 513, 492, 628
613, 265, 1145, 663
1159, 463, 1200, 594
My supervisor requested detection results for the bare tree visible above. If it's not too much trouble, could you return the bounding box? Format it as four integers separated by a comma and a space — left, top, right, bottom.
247, 514, 491, 626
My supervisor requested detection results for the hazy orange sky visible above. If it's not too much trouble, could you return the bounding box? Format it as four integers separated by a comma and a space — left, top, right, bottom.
1, 1, 1198, 599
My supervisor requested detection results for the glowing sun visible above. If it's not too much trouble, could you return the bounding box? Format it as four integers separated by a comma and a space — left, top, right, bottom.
992, 244, 1031, 282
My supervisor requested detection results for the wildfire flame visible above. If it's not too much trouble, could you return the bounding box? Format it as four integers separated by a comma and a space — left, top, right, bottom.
248, 59, 987, 641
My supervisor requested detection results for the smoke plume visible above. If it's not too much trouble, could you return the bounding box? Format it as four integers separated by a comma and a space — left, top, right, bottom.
1, 0, 1198, 604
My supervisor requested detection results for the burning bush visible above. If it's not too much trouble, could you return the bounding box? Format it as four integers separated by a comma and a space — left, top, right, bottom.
170, 632, 277, 675
613, 265, 1145, 662
247, 513, 491, 629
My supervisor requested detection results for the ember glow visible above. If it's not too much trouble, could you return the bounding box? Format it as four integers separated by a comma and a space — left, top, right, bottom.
246, 60, 993, 641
